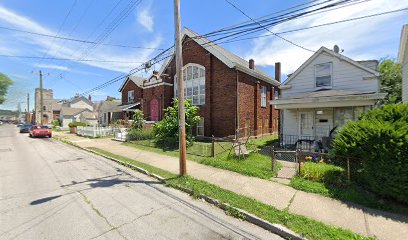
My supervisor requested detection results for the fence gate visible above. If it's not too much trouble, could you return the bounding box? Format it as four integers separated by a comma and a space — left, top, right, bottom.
272, 149, 299, 179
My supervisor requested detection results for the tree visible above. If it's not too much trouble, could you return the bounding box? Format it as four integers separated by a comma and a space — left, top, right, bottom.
378, 59, 402, 104
153, 98, 200, 146
131, 109, 144, 130
0, 73, 13, 104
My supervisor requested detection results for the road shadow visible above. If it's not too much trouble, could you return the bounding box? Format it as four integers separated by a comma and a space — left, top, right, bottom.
30, 195, 61, 205
89, 178, 160, 188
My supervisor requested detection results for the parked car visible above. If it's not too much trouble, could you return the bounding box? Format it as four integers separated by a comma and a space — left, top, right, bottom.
29, 125, 52, 138
16, 123, 23, 127
19, 124, 33, 133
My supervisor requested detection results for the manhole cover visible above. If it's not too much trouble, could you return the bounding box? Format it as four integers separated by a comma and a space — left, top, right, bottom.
0, 148, 11, 152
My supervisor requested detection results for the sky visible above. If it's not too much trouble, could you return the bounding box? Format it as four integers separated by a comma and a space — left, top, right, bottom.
0, 0, 407, 110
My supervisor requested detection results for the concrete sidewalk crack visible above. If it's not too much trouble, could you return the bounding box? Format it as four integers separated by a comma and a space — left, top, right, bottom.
79, 191, 128, 240
284, 191, 298, 211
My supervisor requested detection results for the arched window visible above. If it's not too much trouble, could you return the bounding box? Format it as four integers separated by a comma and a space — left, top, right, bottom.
174, 64, 205, 105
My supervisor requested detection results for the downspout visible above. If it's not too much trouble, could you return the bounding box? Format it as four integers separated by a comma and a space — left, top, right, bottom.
235, 69, 239, 138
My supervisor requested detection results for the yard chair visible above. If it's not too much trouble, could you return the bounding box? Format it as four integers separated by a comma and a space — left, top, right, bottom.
227, 131, 253, 159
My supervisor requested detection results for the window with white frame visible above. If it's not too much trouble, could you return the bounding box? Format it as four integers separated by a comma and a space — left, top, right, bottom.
196, 117, 204, 136
261, 86, 267, 107
128, 90, 134, 103
315, 62, 332, 88
174, 64, 205, 105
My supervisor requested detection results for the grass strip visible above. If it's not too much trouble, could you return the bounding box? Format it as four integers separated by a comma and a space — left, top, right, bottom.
88, 147, 370, 240
88, 147, 177, 179
290, 176, 405, 214
123, 142, 281, 179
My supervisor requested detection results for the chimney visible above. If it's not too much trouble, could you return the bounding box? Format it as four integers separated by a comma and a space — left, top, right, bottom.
249, 59, 255, 70
152, 70, 159, 76
275, 62, 281, 82
88, 94, 92, 101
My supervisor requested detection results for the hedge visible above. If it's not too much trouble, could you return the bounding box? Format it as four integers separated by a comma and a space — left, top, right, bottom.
331, 104, 408, 204
68, 122, 87, 128
126, 128, 155, 141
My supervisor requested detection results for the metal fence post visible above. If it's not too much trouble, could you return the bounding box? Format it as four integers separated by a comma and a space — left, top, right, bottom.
296, 149, 300, 175
271, 146, 276, 173
211, 135, 215, 158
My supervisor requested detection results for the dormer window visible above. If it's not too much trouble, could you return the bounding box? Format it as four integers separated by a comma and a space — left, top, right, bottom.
315, 62, 332, 88
128, 90, 134, 103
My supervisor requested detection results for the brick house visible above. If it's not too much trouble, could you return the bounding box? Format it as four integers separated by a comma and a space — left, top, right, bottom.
119, 28, 281, 137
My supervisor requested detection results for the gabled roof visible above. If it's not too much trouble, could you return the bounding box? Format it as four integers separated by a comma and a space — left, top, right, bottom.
60, 107, 89, 117
70, 96, 93, 107
398, 24, 408, 63
283, 47, 380, 86
118, 75, 144, 92
80, 111, 98, 119
158, 27, 280, 86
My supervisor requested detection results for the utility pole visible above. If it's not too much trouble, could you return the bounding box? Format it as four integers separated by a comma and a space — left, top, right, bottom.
174, 0, 186, 176
27, 93, 30, 123
39, 70, 44, 125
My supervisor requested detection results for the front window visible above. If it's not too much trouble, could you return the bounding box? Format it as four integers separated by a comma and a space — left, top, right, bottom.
315, 62, 332, 88
128, 90, 134, 103
174, 64, 205, 105
261, 86, 267, 107
196, 117, 204, 136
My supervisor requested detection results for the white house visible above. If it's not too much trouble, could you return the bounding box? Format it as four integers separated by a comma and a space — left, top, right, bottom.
271, 46, 386, 148
59, 96, 95, 128
398, 24, 408, 103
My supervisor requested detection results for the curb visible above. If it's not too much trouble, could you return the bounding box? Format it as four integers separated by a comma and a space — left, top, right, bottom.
55, 137, 306, 240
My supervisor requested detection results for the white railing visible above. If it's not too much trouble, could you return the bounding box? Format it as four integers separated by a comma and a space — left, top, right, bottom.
114, 130, 128, 142
77, 126, 120, 138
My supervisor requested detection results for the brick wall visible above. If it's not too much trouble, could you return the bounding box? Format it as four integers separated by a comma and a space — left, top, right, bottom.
121, 80, 143, 105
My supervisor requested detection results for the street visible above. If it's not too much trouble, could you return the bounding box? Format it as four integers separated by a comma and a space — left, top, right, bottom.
0, 124, 282, 240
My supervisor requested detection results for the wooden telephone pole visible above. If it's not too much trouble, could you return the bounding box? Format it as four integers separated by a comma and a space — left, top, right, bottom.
39, 70, 44, 125
174, 0, 187, 176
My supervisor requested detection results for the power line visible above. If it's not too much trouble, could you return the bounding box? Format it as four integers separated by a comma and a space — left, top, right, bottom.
224, 0, 315, 52
0, 26, 164, 50
0, 54, 144, 63
218, 7, 408, 45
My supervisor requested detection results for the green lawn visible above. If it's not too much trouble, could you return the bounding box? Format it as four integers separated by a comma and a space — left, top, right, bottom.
87, 147, 370, 240
290, 176, 406, 215
248, 134, 279, 148
123, 138, 281, 179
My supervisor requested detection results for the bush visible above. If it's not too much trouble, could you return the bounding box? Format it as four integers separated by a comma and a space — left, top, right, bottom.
52, 119, 61, 127
331, 104, 408, 204
153, 98, 200, 146
127, 128, 154, 141
300, 162, 344, 185
131, 109, 144, 130
68, 122, 87, 128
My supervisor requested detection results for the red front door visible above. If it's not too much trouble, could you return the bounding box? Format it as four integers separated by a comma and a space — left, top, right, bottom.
150, 98, 159, 121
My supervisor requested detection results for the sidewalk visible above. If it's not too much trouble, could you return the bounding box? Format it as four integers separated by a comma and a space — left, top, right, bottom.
55, 132, 408, 240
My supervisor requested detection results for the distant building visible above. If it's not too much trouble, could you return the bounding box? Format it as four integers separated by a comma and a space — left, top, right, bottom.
34, 88, 62, 124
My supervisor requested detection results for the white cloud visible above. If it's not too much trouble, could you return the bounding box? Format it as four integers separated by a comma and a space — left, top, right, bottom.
33, 63, 70, 71
136, 6, 154, 32
0, 5, 162, 73
244, 0, 408, 74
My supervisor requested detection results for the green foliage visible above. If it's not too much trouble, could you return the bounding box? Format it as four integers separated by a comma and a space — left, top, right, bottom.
378, 59, 402, 104
153, 98, 200, 146
0, 73, 13, 104
331, 104, 408, 204
68, 122, 87, 127
52, 119, 61, 127
126, 128, 154, 141
290, 176, 400, 213
300, 162, 344, 184
131, 109, 144, 130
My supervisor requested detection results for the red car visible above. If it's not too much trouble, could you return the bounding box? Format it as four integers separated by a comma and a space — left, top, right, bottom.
29, 125, 52, 138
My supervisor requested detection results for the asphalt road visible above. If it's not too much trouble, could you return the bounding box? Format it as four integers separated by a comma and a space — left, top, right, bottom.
0, 124, 282, 240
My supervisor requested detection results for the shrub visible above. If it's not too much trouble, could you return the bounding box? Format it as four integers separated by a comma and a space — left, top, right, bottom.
127, 128, 154, 141
131, 109, 144, 130
331, 104, 408, 204
52, 119, 61, 127
300, 162, 344, 185
68, 122, 87, 128
153, 98, 200, 146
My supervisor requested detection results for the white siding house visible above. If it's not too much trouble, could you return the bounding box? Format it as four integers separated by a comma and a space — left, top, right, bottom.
398, 24, 408, 103
271, 47, 386, 149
